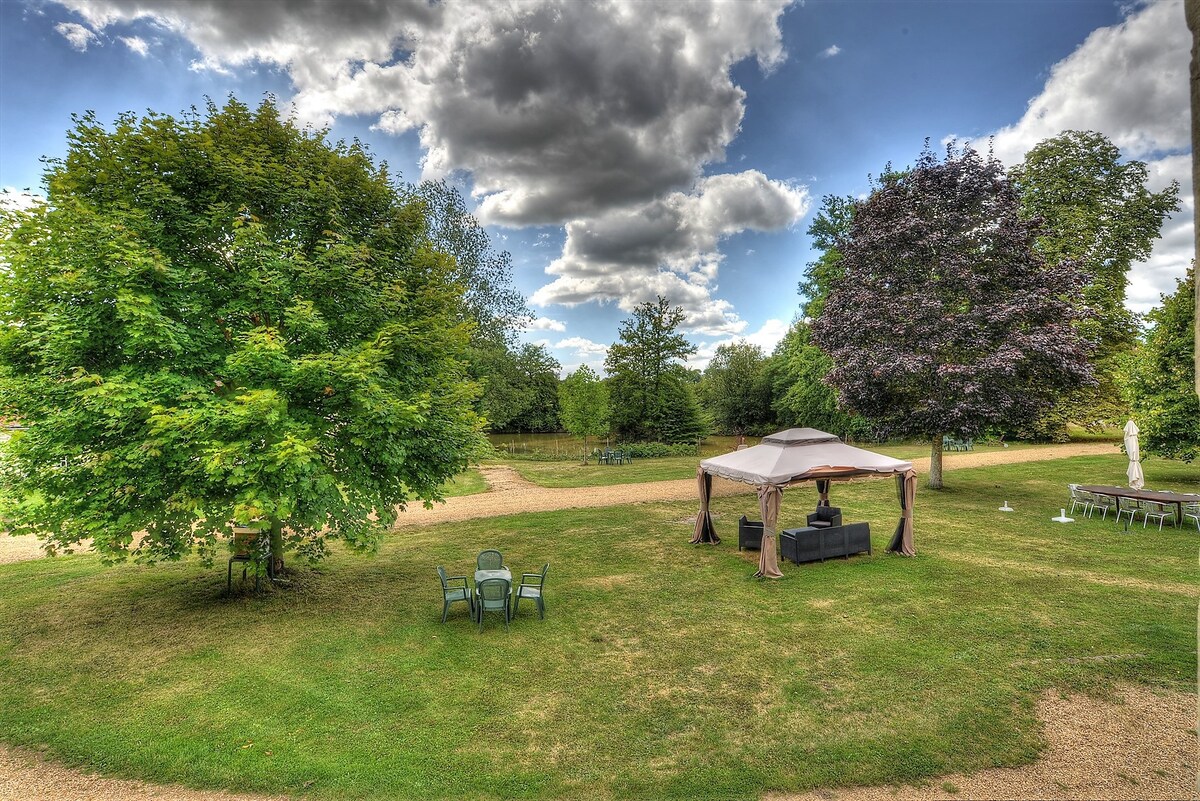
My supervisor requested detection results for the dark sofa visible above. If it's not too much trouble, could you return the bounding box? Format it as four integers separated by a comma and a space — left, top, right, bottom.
780, 522, 871, 565
738, 515, 764, 551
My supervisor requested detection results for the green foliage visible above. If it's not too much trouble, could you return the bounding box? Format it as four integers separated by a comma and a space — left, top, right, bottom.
605, 297, 707, 443
699, 341, 772, 435
766, 321, 872, 440
799, 194, 855, 318
0, 97, 486, 567
1011, 131, 1181, 436
812, 144, 1095, 487
467, 340, 561, 433
1011, 131, 1180, 354
614, 441, 698, 458
411, 179, 530, 343
558, 364, 610, 445
1126, 267, 1199, 462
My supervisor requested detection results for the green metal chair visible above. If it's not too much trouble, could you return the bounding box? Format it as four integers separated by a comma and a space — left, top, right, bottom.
476, 549, 503, 571
475, 577, 511, 632
513, 563, 549, 619
437, 565, 473, 623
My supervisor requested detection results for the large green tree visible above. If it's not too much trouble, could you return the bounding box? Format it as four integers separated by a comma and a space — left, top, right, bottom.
604, 297, 706, 443
504, 343, 562, 433
700, 341, 771, 435
812, 145, 1095, 488
558, 365, 610, 453
1010, 130, 1180, 436
765, 321, 871, 440
1126, 268, 1199, 462
0, 98, 485, 574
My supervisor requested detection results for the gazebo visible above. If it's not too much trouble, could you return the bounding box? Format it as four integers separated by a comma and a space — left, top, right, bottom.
691, 428, 917, 578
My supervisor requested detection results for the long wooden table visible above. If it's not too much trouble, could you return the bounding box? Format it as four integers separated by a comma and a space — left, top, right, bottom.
1077, 485, 1200, 527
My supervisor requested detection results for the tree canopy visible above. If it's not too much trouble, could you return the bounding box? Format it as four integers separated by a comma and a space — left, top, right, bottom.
0, 97, 486, 571
1010, 130, 1180, 437
1126, 267, 1199, 462
605, 297, 706, 443
765, 321, 871, 441
558, 364, 610, 451
811, 144, 1095, 487
700, 341, 771, 435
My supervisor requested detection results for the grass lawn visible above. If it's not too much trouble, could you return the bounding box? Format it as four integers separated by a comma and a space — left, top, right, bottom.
500, 440, 1070, 489
0, 452, 1194, 799
440, 468, 489, 497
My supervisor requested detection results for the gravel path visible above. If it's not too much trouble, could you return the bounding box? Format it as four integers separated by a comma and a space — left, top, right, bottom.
7, 439, 1194, 801
390, 442, 1118, 528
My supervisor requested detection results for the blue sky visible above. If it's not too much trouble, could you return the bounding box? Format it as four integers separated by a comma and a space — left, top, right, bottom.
0, 0, 1190, 374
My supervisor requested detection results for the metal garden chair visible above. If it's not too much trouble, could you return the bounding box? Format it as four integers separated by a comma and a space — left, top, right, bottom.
1067, 484, 1091, 517
1141, 501, 1176, 530
1183, 502, 1200, 532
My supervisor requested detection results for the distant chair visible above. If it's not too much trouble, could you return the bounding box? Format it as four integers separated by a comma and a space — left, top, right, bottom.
1114, 497, 1139, 528
477, 549, 503, 571
738, 515, 764, 551
475, 577, 512, 632
437, 566, 473, 623
1088, 493, 1116, 520
513, 563, 549, 619
1067, 485, 1091, 517
1141, 501, 1176, 531
807, 506, 842, 529
1183, 502, 1199, 532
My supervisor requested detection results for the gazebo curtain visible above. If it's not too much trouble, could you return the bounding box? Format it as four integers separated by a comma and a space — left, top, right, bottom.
886, 469, 916, 556
690, 467, 720, 544
755, 484, 784, 578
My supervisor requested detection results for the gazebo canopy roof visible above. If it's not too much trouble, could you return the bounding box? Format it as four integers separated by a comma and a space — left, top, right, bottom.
700, 428, 913, 487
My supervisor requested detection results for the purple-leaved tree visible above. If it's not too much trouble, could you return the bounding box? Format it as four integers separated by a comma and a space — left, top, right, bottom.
811, 144, 1095, 488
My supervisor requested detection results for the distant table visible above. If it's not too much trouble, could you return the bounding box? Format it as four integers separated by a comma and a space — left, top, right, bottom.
474, 567, 512, 585
1078, 485, 1199, 526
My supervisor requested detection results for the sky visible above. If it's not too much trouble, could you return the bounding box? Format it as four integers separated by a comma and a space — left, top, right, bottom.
0, 0, 1191, 375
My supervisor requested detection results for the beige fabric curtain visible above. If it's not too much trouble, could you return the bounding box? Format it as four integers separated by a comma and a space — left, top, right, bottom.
886, 469, 916, 556
755, 484, 784, 578
690, 468, 720, 544
816, 478, 831, 507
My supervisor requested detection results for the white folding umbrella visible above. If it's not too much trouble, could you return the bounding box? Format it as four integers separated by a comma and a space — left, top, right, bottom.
1124, 419, 1144, 490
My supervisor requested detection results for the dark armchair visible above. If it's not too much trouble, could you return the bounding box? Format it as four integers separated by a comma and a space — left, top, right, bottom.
738, 515, 764, 551
807, 506, 842, 529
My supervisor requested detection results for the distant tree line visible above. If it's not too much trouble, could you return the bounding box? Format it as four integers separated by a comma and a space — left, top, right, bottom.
486, 131, 1192, 487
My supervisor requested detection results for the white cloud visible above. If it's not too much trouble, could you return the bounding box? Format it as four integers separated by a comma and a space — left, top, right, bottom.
1129, 153, 1192, 314
527, 316, 567, 332
960, 0, 1192, 315
49, 0, 803, 324
119, 35, 148, 55
689, 318, 791, 370
554, 336, 610, 358
986, 0, 1186, 165
0, 187, 45, 212
55, 21, 97, 51
820, 44, 840, 58
531, 171, 809, 335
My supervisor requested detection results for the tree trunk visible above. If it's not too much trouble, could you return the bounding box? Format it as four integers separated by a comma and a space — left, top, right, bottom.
268, 516, 285, 578
1188, 0, 1200, 400
929, 436, 944, 489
